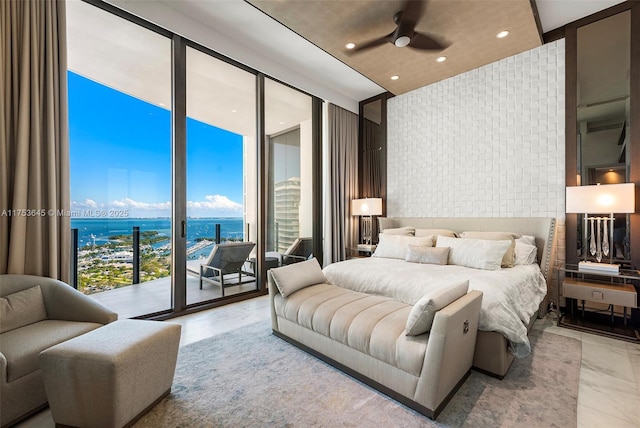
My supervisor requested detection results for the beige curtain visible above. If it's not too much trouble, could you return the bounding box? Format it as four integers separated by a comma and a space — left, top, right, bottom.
326, 103, 359, 263
0, 0, 70, 281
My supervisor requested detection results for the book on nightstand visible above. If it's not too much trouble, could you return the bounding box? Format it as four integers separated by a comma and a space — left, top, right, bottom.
578, 261, 620, 274
356, 244, 376, 252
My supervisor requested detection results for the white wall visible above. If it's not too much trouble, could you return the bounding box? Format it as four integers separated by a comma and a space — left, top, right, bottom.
387, 40, 566, 300
299, 119, 313, 238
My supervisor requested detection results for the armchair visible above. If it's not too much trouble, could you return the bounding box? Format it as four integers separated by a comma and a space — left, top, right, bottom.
0, 274, 117, 427
268, 237, 312, 266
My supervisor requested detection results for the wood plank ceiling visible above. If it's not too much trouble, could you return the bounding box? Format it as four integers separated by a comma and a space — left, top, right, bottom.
247, 0, 543, 95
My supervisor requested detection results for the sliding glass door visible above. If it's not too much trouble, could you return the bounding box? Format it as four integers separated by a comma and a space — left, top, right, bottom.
265, 79, 314, 263
66, 0, 173, 318
184, 47, 257, 305
66, 1, 322, 318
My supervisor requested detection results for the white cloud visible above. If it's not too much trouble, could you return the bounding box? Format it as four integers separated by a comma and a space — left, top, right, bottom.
110, 198, 171, 210
71, 195, 242, 217
71, 198, 101, 208
187, 195, 242, 212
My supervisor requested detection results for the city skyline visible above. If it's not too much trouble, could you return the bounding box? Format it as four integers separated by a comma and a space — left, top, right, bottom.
68, 71, 244, 218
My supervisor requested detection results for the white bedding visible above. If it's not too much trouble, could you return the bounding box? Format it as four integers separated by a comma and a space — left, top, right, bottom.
323, 258, 547, 357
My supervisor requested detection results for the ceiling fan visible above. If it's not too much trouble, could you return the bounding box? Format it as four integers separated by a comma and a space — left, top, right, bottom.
348, 0, 448, 53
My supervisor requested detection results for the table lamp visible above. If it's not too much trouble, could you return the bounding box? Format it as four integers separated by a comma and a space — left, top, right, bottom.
566, 183, 635, 272
352, 198, 382, 251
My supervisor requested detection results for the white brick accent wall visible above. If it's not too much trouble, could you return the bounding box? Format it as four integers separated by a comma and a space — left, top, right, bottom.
387, 40, 566, 302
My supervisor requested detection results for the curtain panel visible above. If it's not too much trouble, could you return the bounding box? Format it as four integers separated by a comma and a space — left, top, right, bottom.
0, 0, 70, 281
327, 103, 358, 263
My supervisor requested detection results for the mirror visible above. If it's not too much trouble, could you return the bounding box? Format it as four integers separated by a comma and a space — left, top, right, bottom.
575, 10, 632, 264
361, 98, 383, 198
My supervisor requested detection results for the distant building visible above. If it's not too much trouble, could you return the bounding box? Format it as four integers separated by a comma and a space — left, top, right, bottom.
274, 177, 300, 253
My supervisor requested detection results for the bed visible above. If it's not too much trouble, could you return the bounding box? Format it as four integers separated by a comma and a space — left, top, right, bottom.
325, 217, 558, 378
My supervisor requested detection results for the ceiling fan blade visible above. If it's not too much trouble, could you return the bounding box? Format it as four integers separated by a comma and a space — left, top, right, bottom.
409, 32, 448, 50
399, 0, 425, 30
348, 34, 393, 54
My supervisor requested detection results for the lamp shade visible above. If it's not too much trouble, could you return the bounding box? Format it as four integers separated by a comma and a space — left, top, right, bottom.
352, 198, 382, 216
566, 183, 635, 214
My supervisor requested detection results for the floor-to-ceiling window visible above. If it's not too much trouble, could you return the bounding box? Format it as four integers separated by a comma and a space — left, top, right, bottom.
265, 79, 314, 261
185, 46, 257, 305
66, 0, 173, 318
66, 1, 322, 318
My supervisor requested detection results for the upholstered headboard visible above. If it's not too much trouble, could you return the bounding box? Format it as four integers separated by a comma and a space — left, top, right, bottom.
378, 217, 558, 282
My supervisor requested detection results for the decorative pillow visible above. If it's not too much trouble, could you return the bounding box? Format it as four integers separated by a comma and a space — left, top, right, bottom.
459, 231, 518, 268
405, 280, 469, 336
381, 226, 415, 236
405, 245, 449, 265
436, 236, 511, 270
372, 234, 434, 259
270, 258, 326, 298
516, 235, 537, 246
0, 285, 47, 334
415, 228, 457, 238
514, 242, 538, 265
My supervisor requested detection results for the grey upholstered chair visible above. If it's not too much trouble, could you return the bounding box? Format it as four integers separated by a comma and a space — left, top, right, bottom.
275, 237, 313, 266
187, 241, 256, 295
0, 274, 117, 427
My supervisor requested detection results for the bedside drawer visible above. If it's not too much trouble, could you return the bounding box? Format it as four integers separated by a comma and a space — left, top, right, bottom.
563, 278, 637, 308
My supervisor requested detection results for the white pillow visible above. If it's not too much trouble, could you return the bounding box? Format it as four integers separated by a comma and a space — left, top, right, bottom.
405, 245, 449, 265
269, 258, 326, 298
405, 280, 469, 336
372, 234, 434, 259
516, 235, 537, 246
436, 236, 511, 270
459, 231, 517, 268
381, 226, 415, 236
514, 242, 538, 265
415, 228, 457, 238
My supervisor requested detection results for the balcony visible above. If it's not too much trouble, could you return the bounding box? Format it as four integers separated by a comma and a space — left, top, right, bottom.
87, 275, 257, 319
71, 221, 257, 318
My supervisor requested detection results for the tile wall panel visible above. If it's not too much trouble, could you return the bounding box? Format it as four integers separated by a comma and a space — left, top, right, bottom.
387, 40, 566, 303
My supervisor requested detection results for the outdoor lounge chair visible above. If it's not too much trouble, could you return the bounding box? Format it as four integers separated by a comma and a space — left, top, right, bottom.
186, 241, 255, 296
268, 237, 312, 266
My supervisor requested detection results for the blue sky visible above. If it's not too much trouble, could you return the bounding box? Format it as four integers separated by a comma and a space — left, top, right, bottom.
68, 71, 243, 218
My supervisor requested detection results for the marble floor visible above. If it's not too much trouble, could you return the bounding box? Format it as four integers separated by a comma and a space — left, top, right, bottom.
532, 316, 640, 428
17, 297, 640, 427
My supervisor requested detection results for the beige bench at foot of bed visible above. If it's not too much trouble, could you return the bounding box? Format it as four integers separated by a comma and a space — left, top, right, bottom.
40, 319, 181, 428
270, 280, 483, 420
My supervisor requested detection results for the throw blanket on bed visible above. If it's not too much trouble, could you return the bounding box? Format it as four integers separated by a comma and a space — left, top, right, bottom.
323, 258, 546, 357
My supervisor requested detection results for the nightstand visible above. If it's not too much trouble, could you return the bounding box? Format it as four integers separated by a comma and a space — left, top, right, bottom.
557, 265, 639, 341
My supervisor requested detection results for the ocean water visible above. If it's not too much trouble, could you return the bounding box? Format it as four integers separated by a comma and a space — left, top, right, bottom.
71, 218, 244, 258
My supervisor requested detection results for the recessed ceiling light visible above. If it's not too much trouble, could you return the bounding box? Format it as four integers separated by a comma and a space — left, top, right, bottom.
390, 75, 399, 80
436, 56, 446, 63
345, 42, 356, 49
231, 109, 237, 113
497, 30, 510, 38
279, 121, 285, 125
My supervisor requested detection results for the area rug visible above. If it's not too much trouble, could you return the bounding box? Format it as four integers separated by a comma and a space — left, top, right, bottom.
134, 323, 580, 427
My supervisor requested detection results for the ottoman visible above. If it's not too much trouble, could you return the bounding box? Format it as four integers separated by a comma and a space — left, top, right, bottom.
39, 319, 181, 428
